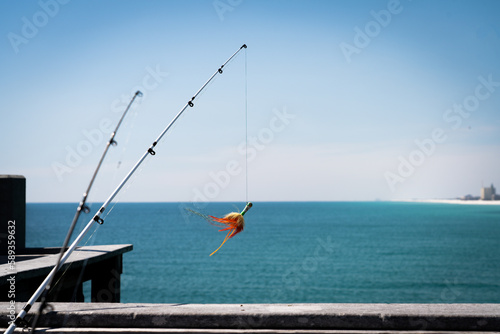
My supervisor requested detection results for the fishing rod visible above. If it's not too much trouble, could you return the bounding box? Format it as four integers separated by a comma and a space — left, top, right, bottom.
6, 44, 247, 334
26, 90, 143, 333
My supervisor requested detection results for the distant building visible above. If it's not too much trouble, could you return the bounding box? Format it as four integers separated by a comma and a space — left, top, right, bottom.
461, 194, 478, 201
480, 183, 496, 200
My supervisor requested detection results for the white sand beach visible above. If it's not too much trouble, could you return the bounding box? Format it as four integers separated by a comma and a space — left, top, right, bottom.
395, 199, 500, 205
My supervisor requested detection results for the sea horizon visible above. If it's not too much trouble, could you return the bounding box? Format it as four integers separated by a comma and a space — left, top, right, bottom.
25, 199, 500, 205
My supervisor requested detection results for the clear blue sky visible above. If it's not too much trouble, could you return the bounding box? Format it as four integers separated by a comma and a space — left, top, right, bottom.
1, 0, 499, 203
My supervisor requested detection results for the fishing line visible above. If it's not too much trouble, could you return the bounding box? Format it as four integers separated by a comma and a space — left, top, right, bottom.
6, 44, 247, 334
103, 146, 158, 220
49, 223, 101, 297
103, 150, 155, 221
114, 106, 140, 176
244, 47, 248, 202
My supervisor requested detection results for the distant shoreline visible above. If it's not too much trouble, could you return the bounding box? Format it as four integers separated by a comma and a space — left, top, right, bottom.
394, 199, 500, 205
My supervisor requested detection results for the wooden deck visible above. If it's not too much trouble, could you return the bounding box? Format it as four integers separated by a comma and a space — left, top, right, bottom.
0, 244, 133, 303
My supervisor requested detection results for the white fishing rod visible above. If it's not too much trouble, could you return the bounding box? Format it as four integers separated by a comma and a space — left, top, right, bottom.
78, 90, 143, 215
27, 90, 143, 333
5, 43, 247, 334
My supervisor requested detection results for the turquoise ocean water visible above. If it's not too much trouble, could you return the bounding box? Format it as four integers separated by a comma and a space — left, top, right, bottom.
26, 202, 500, 303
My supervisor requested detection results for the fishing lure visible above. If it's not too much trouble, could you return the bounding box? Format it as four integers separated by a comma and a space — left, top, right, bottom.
187, 202, 252, 256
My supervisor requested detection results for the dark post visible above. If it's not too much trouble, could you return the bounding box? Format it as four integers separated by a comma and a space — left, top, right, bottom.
91, 256, 122, 302
0, 175, 26, 254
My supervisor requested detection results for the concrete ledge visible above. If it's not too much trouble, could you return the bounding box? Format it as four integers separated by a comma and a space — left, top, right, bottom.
7, 329, 500, 334
1, 303, 499, 332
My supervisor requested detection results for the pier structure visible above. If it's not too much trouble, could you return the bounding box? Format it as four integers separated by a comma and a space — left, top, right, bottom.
0, 175, 132, 303
0, 244, 132, 303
